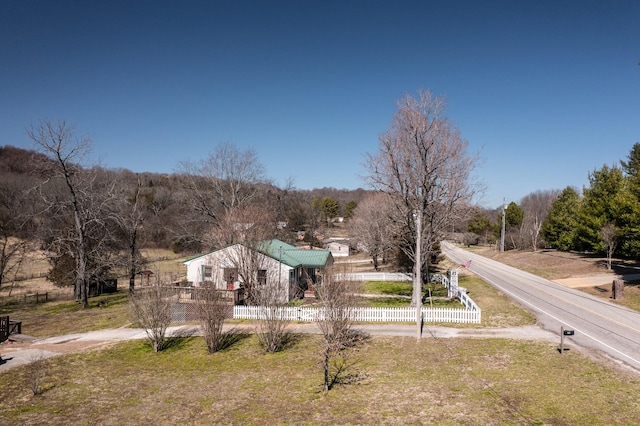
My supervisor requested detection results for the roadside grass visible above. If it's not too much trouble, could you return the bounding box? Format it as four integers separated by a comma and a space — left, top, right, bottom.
2, 334, 640, 425
581, 281, 640, 312
458, 274, 536, 328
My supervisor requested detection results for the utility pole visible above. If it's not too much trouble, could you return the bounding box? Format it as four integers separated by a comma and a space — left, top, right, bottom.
500, 198, 506, 253
414, 209, 422, 341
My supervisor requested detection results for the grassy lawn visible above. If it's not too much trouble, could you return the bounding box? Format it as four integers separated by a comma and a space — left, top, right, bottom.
361, 276, 535, 327
361, 279, 461, 308
363, 280, 415, 296
2, 334, 640, 425
0, 293, 131, 338
0, 254, 631, 424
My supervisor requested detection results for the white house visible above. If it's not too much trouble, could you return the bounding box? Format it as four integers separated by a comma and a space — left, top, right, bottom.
183, 239, 333, 303
324, 239, 351, 257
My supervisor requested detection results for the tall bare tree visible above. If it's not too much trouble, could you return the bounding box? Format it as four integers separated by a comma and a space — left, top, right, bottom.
253, 262, 292, 353
348, 192, 395, 270
520, 190, 559, 251
28, 120, 116, 308
222, 235, 291, 353
110, 173, 147, 292
180, 142, 267, 224
600, 223, 619, 270
0, 175, 33, 291
364, 90, 480, 339
198, 203, 290, 352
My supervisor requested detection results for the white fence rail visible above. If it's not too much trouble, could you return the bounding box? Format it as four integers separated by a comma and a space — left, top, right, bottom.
338, 272, 412, 282
434, 272, 480, 312
233, 305, 481, 324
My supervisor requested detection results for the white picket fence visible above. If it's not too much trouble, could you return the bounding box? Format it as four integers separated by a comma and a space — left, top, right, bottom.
337, 272, 412, 282
433, 272, 480, 312
233, 305, 481, 324
229, 269, 481, 324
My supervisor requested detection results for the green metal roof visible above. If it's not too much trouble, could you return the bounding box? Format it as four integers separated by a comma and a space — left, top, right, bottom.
184, 239, 332, 269
258, 239, 332, 268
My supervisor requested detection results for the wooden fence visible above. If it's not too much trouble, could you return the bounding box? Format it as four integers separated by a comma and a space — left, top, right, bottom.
0, 291, 75, 307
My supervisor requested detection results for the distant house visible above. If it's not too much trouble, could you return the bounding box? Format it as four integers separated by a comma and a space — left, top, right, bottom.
324, 239, 351, 257
183, 239, 333, 303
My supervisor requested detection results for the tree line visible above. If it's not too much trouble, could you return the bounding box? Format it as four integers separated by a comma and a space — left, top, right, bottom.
0, 123, 365, 304
3, 88, 482, 319
458, 143, 640, 268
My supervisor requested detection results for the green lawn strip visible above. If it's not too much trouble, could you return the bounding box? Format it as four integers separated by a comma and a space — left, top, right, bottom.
363, 280, 414, 296
1, 334, 639, 425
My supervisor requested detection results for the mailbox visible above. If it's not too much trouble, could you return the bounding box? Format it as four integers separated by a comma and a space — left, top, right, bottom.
563, 330, 574, 336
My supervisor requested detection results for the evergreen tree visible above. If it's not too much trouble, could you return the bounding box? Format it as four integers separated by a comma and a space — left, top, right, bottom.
541, 187, 581, 251
575, 165, 625, 252
344, 200, 357, 220
505, 202, 524, 227
467, 208, 498, 244
620, 142, 640, 180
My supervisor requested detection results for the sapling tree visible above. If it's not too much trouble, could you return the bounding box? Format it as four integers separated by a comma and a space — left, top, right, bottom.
129, 284, 172, 352
315, 264, 367, 391
195, 284, 232, 353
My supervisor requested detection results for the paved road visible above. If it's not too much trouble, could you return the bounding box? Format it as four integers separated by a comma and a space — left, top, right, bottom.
441, 241, 640, 374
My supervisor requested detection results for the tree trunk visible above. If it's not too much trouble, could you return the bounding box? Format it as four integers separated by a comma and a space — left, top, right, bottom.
129, 235, 137, 293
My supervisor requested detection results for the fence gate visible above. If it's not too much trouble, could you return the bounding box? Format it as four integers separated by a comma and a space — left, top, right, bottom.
0, 316, 8, 343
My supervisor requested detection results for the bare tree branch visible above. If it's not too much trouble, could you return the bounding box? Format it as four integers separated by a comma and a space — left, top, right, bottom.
363, 90, 481, 338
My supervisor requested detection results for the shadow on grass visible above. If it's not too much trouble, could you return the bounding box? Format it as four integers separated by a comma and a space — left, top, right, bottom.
218, 329, 251, 351
164, 326, 199, 351
281, 332, 304, 351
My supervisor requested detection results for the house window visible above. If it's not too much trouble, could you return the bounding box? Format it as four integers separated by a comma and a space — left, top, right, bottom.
257, 270, 267, 286
223, 268, 238, 284
203, 266, 213, 279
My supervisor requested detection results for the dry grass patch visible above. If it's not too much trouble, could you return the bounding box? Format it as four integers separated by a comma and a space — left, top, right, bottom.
0, 292, 130, 338
581, 282, 640, 312
2, 334, 640, 425
458, 274, 536, 328
470, 247, 611, 280
464, 246, 640, 313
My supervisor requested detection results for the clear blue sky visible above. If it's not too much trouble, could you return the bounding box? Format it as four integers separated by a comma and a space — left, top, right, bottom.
1, 0, 638, 208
